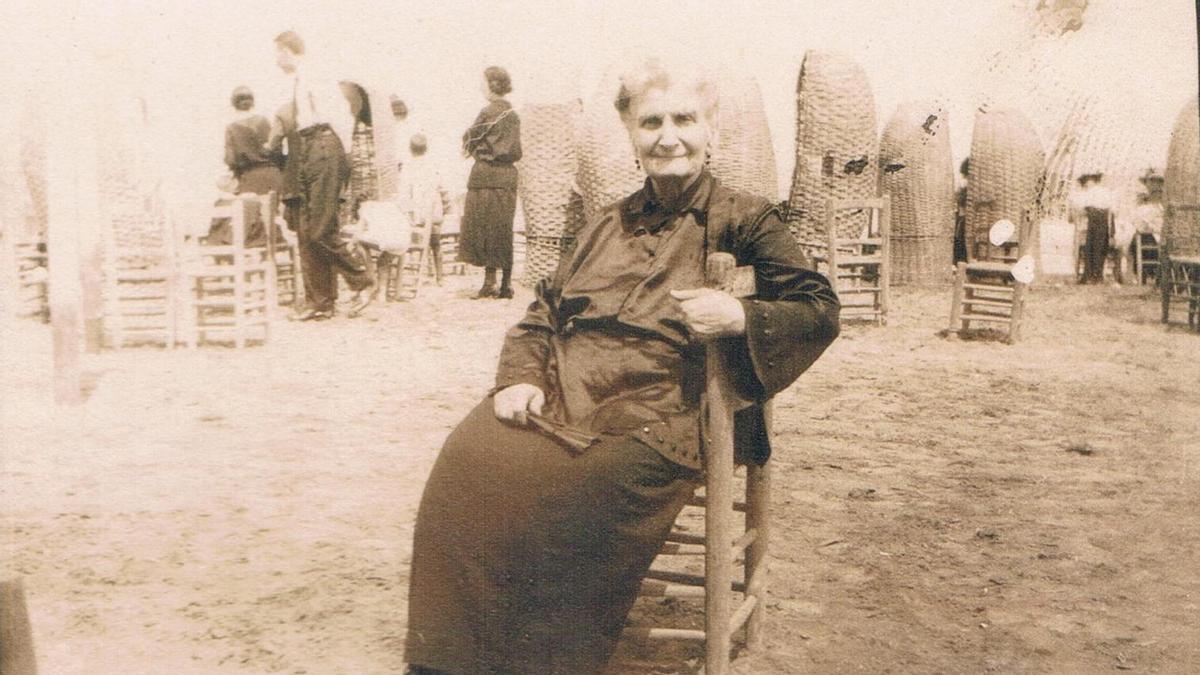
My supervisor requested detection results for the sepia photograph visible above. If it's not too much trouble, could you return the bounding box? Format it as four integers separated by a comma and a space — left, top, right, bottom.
1, 0, 1198, 673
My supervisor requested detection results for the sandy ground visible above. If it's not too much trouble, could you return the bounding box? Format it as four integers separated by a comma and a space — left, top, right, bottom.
2, 272, 1199, 674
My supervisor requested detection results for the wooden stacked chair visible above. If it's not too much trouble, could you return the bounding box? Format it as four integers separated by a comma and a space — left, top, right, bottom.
627, 254, 770, 675
1133, 232, 1160, 286
13, 239, 49, 322
813, 197, 891, 324
1160, 205, 1200, 331
105, 249, 178, 348
947, 213, 1032, 344
434, 214, 466, 277
381, 219, 432, 301
182, 196, 276, 348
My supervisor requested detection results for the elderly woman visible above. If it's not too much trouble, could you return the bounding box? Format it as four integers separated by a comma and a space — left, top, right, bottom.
404, 58, 840, 675
459, 66, 522, 298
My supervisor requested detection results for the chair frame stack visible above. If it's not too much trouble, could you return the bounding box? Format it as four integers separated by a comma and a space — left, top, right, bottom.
1160, 204, 1200, 331
815, 197, 891, 325
947, 211, 1032, 344
182, 196, 277, 348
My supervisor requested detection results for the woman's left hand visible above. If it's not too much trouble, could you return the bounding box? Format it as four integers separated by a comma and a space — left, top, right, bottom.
670, 288, 746, 339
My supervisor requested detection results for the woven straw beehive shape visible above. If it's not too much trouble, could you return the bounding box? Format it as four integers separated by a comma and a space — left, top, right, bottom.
786, 50, 879, 247
522, 190, 583, 288
710, 74, 777, 201
879, 102, 955, 285
365, 84, 400, 201
518, 102, 579, 240
95, 94, 170, 271
965, 108, 1045, 258
1164, 97, 1200, 258
575, 72, 644, 223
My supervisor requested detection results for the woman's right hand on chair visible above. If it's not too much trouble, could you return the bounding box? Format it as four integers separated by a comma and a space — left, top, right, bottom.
493, 384, 545, 426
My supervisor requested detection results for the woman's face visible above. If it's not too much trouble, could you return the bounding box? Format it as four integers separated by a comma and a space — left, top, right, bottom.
482, 75, 493, 101
627, 85, 714, 181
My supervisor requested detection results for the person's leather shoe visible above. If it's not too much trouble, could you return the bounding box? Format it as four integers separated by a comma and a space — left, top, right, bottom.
496, 287, 514, 299
472, 285, 497, 299
289, 307, 332, 322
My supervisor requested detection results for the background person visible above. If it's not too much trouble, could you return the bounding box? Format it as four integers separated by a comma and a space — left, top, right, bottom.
458, 66, 521, 299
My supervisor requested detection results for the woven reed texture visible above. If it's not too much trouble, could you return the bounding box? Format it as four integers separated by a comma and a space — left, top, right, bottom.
518, 102, 579, 239
523, 233, 577, 288
348, 122, 379, 206
965, 108, 1045, 258
366, 85, 400, 201
576, 74, 644, 223
710, 74, 777, 200
1164, 97, 1200, 257
786, 50, 879, 247
879, 102, 955, 285
95, 95, 171, 271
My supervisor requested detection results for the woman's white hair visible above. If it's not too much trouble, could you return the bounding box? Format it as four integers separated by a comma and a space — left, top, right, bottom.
613, 56, 720, 129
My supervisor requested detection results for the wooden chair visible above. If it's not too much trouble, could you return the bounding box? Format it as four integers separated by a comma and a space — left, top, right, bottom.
380, 219, 432, 301
1133, 232, 1160, 286
627, 253, 770, 675
1160, 204, 1200, 331
263, 197, 299, 308
436, 214, 467, 276
814, 197, 891, 325
947, 212, 1032, 344
182, 196, 275, 348
12, 239, 49, 322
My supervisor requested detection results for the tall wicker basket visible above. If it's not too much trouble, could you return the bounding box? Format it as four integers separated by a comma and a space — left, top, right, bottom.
965, 108, 1045, 261
1164, 97, 1200, 258
575, 73, 644, 223
710, 74, 777, 200
519, 102, 581, 285
879, 102, 955, 285
786, 50, 879, 249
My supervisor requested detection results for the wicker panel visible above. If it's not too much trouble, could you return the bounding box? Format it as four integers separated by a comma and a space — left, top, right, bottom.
365, 85, 400, 201
348, 122, 379, 207
576, 73, 644, 222
965, 108, 1045, 259
1164, 97, 1200, 257
879, 102, 955, 285
523, 234, 576, 288
710, 74, 777, 200
518, 102, 579, 239
786, 50, 879, 247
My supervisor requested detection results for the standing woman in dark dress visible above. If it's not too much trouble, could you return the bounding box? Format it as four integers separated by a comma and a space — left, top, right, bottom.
224, 86, 282, 196
459, 66, 522, 299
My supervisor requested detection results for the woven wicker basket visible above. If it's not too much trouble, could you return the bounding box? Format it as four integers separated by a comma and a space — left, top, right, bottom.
1164, 97, 1200, 257
365, 84, 400, 201
879, 102, 955, 284
786, 50, 879, 247
575, 72, 644, 223
518, 102, 579, 240
523, 233, 577, 287
710, 74, 777, 200
965, 108, 1045, 259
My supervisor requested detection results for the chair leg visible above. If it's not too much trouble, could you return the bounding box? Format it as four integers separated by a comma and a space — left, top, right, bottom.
744, 459, 771, 650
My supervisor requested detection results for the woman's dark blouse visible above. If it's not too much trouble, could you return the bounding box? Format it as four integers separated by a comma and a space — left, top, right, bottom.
463, 100, 522, 189
495, 171, 840, 468
224, 115, 275, 176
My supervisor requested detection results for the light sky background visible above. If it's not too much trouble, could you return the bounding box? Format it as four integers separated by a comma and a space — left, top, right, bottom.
1, 0, 1197, 227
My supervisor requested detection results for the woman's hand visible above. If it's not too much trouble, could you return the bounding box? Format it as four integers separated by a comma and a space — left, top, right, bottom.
493, 383, 545, 426
669, 288, 746, 339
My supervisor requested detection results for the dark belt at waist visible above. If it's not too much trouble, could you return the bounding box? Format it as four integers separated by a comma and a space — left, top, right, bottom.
298, 124, 334, 138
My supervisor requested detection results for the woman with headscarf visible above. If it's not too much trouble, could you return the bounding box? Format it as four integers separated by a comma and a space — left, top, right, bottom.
458, 66, 522, 299
404, 56, 840, 674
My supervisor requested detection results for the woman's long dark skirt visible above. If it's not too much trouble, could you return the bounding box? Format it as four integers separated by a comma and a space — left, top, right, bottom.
458, 187, 516, 268
405, 399, 700, 675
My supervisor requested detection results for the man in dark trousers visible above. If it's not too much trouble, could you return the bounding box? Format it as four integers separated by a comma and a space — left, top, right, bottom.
271, 30, 375, 320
